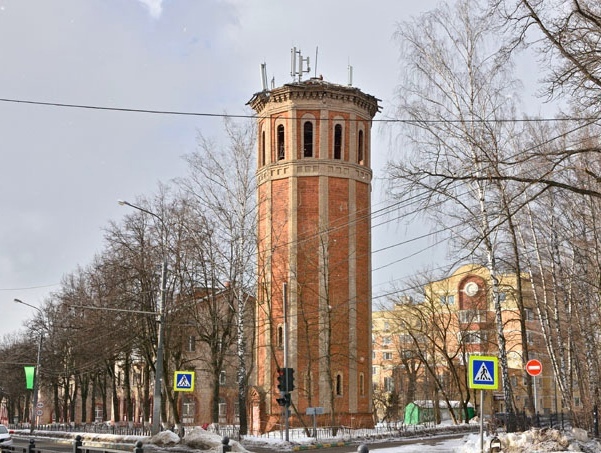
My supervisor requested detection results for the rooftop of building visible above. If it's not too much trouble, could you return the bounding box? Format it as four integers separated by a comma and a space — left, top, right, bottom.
247, 76, 381, 117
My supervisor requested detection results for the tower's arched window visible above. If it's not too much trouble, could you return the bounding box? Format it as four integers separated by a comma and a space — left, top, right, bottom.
334, 124, 342, 159
358, 130, 364, 165
277, 325, 284, 348
303, 121, 313, 158
359, 373, 365, 396
336, 373, 343, 396
261, 130, 266, 166
277, 124, 285, 160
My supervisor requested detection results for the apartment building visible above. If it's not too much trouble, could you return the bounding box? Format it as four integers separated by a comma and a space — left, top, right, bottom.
372, 264, 555, 422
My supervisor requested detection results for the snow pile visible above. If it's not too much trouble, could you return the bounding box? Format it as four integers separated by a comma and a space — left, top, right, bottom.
453, 428, 601, 453
146, 427, 249, 452
147, 430, 181, 447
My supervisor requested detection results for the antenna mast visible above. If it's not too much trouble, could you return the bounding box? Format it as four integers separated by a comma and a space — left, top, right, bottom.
348, 62, 353, 86
290, 47, 311, 82
260, 63, 268, 91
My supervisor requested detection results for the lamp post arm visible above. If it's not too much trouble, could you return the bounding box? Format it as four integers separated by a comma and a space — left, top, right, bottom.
67, 305, 157, 316
118, 200, 166, 228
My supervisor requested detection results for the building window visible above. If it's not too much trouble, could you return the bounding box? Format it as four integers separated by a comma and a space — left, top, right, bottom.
399, 334, 412, 343
499, 292, 507, 302
218, 398, 227, 420
277, 124, 285, 160
336, 373, 343, 396
383, 352, 393, 360
382, 336, 391, 346
402, 349, 416, 359
524, 308, 535, 321
219, 371, 226, 385
440, 295, 455, 305
187, 335, 196, 352
261, 130, 266, 166
183, 399, 195, 423
334, 124, 342, 159
358, 130, 364, 164
372, 366, 377, 375
526, 331, 535, 345
303, 121, 313, 157
463, 330, 487, 344
384, 376, 394, 392
95, 405, 103, 423
359, 373, 365, 396
458, 309, 486, 324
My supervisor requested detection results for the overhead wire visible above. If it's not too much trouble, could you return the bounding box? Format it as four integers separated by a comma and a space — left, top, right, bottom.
2, 95, 598, 316
0, 96, 599, 124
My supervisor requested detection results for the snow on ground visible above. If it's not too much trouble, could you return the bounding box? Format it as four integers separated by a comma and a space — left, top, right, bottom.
15, 425, 601, 452
355, 429, 601, 453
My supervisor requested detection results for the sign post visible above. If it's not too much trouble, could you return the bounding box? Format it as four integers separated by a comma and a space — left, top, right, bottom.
526, 359, 542, 414
173, 371, 196, 392
469, 356, 499, 453
306, 407, 324, 437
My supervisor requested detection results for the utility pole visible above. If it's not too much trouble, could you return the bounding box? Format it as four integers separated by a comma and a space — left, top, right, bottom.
119, 200, 168, 435
152, 260, 168, 435
14, 298, 43, 434
283, 282, 290, 442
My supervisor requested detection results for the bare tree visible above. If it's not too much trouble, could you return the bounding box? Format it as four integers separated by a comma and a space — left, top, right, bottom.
177, 117, 257, 433
388, 0, 519, 424
493, 0, 601, 112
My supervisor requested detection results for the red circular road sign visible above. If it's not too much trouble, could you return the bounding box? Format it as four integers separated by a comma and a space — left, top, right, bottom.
526, 359, 543, 376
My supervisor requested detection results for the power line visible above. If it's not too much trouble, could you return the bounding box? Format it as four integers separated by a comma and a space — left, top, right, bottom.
0, 96, 598, 124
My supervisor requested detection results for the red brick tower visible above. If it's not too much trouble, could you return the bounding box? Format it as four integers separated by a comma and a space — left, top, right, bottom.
248, 74, 380, 432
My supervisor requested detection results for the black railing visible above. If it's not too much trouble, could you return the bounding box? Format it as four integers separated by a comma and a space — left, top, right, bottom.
0, 437, 142, 453
0, 436, 234, 453
7, 424, 151, 437
490, 411, 573, 433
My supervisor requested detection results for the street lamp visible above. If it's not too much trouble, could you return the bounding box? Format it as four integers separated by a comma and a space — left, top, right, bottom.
118, 199, 167, 436
13, 298, 43, 433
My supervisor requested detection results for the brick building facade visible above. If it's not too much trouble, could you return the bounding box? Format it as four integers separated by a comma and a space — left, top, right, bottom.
247, 78, 380, 432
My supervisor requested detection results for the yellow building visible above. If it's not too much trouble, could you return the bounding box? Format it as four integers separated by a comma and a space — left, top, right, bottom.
372, 264, 555, 423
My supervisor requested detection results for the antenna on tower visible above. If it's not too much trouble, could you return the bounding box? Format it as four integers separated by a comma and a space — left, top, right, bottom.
314, 46, 319, 78
290, 47, 311, 82
348, 63, 353, 86
260, 63, 268, 91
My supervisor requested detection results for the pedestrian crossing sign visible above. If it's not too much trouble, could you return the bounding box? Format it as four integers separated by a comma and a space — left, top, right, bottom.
173, 371, 195, 392
468, 355, 498, 390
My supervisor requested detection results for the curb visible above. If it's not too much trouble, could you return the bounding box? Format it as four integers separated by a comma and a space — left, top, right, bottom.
292, 441, 349, 451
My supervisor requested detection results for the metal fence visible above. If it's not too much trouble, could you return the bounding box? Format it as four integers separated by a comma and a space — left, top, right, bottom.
489, 411, 573, 434
7, 423, 151, 437
253, 422, 479, 442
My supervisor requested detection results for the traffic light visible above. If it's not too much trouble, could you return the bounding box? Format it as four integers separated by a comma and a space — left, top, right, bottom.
285, 367, 295, 392
276, 367, 295, 392
277, 368, 286, 392
276, 393, 291, 407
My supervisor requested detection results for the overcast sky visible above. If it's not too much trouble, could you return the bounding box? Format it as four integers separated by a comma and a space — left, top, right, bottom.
0, 0, 547, 338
